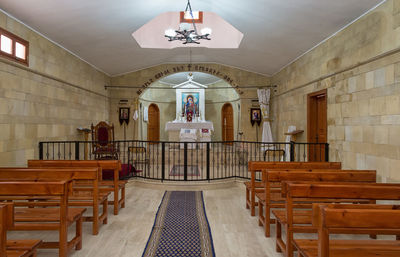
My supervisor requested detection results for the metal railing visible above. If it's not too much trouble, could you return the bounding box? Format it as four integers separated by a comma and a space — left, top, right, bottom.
38, 140, 329, 181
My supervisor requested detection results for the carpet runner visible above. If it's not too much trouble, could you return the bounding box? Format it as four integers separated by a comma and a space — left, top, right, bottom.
142, 191, 215, 257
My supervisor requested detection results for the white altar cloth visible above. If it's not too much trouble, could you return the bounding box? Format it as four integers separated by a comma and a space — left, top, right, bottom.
165, 121, 214, 131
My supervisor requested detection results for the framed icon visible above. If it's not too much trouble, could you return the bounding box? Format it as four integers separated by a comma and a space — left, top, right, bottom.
250, 108, 262, 126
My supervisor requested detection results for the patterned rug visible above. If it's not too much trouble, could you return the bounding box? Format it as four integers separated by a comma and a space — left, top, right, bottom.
169, 165, 201, 176
142, 191, 215, 257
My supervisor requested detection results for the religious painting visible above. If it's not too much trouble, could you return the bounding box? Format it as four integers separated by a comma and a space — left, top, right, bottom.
119, 107, 130, 125
182, 92, 199, 122
250, 108, 262, 126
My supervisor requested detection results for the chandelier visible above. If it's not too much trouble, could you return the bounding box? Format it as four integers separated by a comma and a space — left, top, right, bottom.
164, 0, 212, 44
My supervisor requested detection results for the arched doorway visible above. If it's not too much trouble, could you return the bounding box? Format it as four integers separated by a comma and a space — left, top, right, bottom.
221, 103, 234, 142
147, 103, 160, 143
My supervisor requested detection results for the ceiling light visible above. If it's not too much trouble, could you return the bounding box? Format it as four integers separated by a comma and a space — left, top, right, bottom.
200, 27, 212, 36
165, 29, 177, 37
164, 0, 211, 45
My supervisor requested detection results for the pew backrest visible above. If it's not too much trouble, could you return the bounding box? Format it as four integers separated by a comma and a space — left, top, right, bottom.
248, 161, 342, 172
0, 167, 100, 181
286, 182, 400, 200
265, 170, 376, 183
28, 160, 121, 180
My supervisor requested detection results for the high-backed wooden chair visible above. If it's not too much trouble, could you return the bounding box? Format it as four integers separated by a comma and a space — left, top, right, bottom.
91, 121, 119, 160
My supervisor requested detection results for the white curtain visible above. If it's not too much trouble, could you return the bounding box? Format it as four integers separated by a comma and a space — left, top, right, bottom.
257, 89, 273, 143
283, 125, 296, 161
257, 88, 270, 119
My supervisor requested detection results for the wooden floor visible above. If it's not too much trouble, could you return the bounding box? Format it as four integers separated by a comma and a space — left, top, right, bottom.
8, 180, 285, 257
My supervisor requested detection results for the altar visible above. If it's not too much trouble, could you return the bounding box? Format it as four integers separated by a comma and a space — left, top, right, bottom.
165, 73, 214, 142
165, 121, 214, 141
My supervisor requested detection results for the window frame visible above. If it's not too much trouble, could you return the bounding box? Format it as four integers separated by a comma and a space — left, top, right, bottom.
0, 27, 29, 66
180, 11, 203, 24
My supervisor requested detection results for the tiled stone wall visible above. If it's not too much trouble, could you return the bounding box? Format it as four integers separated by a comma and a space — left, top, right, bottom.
0, 12, 110, 166
110, 63, 270, 142
272, 0, 400, 182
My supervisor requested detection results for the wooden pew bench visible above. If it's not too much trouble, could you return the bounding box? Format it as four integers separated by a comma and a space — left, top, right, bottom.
293, 204, 400, 257
246, 161, 341, 216
0, 167, 108, 235
0, 181, 86, 257
1, 203, 42, 257
275, 182, 400, 257
28, 160, 126, 215
256, 169, 376, 237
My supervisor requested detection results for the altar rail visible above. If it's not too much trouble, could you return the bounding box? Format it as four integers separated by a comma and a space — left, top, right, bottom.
38, 140, 329, 181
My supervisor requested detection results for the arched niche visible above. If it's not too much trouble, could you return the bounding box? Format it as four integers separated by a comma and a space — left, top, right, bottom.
138, 72, 240, 141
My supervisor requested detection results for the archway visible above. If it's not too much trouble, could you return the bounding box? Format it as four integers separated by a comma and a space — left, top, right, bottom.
147, 103, 160, 143
221, 103, 234, 142
139, 72, 240, 141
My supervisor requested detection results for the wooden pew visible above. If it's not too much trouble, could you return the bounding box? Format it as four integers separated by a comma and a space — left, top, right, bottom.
276, 182, 400, 257
257, 169, 376, 237
0, 203, 41, 257
0, 167, 108, 235
28, 160, 126, 215
293, 204, 400, 257
246, 161, 342, 216
0, 180, 86, 257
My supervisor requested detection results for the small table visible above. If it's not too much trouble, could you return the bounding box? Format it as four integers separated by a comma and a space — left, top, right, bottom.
77, 128, 91, 160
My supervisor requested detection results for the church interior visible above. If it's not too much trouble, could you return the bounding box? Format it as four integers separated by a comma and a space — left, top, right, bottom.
1, 0, 400, 257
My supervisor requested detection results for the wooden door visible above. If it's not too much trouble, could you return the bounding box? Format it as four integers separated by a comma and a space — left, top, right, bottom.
147, 104, 160, 143
307, 89, 327, 161
222, 103, 234, 143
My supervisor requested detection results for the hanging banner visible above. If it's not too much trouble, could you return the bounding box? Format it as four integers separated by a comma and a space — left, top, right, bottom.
119, 107, 130, 125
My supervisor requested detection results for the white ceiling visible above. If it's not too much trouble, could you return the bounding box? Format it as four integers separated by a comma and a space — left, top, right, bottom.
0, 0, 384, 76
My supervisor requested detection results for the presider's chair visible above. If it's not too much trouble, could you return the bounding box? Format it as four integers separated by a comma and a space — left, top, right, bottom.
91, 121, 119, 160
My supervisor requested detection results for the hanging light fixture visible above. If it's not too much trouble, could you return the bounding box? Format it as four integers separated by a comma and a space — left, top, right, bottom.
164, 0, 212, 44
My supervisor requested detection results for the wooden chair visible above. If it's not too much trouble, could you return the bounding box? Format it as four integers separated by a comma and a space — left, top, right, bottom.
28, 160, 126, 215
91, 121, 119, 160
277, 182, 400, 257
294, 204, 400, 257
257, 169, 376, 237
0, 180, 86, 257
246, 161, 342, 216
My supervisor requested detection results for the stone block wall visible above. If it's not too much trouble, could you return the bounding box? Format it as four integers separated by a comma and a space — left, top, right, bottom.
272, 0, 400, 182
0, 12, 110, 166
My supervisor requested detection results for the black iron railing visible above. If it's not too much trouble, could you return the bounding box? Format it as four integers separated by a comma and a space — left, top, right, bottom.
38, 140, 329, 181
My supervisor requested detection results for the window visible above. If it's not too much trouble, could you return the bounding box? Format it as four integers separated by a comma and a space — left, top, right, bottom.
0, 27, 29, 65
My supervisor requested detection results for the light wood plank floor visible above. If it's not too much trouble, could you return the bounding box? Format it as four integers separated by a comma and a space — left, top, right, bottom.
6, 181, 294, 256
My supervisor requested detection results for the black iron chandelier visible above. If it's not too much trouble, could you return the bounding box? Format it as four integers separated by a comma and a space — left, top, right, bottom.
164, 0, 212, 44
